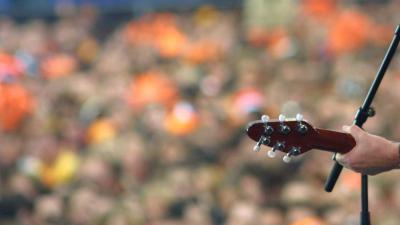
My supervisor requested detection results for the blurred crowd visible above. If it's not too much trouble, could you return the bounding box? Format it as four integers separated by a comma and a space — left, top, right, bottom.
1, 0, 400, 225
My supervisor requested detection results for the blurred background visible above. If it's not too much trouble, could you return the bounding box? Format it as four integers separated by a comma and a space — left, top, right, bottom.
0, 0, 400, 225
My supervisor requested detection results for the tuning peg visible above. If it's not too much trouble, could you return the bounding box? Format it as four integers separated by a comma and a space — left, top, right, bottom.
268, 142, 283, 158
289, 146, 301, 156
264, 125, 274, 135
261, 114, 273, 135
273, 142, 284, 150
253, 143, 261, 152
278, 114, 290, 134
280, 124, 291, 134
261, 115, 269, 123
296, 113, 303, 121
282, 147, 301, 163
297, 123, 308, 134
267, 149, 276, 158
278, 114, 286, 122
253, 136, 268, 152
295, 114, 308, 134
283, 154, 292, 163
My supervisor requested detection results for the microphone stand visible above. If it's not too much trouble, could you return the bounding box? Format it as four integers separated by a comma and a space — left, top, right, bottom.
324, 24, 400, 225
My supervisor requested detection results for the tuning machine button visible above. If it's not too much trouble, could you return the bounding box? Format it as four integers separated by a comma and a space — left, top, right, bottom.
295, 113, 303, 121
283, 154, 292, 163
267, 149, 276, 158
253, 142, 262, 152
267, 142, 284, 158
278, 114, 286, 122
261, 115, 269, 123
253, 136, 270, 152
282, 147, 301, 163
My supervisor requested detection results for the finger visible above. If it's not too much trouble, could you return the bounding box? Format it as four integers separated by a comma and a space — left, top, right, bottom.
349, 125, 363, 140
342, 125, 361, 142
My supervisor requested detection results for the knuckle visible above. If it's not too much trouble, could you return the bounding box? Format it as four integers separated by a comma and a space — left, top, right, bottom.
351, 126, 362, 138
344, 156, 357, 169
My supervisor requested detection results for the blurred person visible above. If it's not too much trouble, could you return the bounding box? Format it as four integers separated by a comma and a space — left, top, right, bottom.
34, 194, 65, 225
258, 207, 284, 225
183, 204, 213, 225
68, 186, 114, 225
336, 125, 400, 175
290, 216, 326, 225
239, 175, 265, 205
225, 201, 259, 225
0, 194, 34, 225
78, 154, 123, 196
286, 206, 321, 225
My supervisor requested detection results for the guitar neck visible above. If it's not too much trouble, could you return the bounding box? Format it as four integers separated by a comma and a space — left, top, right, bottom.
311, 128, 356, 154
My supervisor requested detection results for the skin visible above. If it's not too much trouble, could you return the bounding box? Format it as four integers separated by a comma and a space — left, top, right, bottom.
335, 125, 400, 175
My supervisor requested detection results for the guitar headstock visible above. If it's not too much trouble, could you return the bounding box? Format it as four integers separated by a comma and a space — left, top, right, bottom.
246, 114, 318, 163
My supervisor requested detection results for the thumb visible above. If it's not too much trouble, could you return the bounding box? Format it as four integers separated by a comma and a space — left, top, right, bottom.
343, 125, 363, 140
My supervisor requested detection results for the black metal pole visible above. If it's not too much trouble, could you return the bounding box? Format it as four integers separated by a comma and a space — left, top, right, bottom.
324, 24, 400, 225
360, 175, 370, 225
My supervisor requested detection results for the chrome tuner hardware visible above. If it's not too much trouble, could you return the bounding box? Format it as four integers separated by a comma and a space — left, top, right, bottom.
264, 125, 274, 135
261, 115, 274, 135
253, 136, 268, 152
268, 141, 284, 158
283, 147, 301, 163
261, 115, 269, 123
295, 113, 303, 121
297, 123, 308, 134
280, 124, 291, 134
289, 146, 301, 156
273, 142, 284, 151
253, 143, 261, 152
296, 113, 308, 134
278, 114, 291, 135
267, 149, 276, 158
283, 154, 292, 163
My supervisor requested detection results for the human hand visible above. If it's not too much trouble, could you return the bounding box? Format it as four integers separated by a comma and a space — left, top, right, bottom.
335, 125, 400, 175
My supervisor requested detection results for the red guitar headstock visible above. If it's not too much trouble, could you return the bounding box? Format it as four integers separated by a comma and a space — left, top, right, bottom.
246, 114, 319, 162
246, 114, 356, 163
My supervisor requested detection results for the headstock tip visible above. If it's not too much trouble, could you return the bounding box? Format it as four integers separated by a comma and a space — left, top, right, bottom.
246, 117, 317, 157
